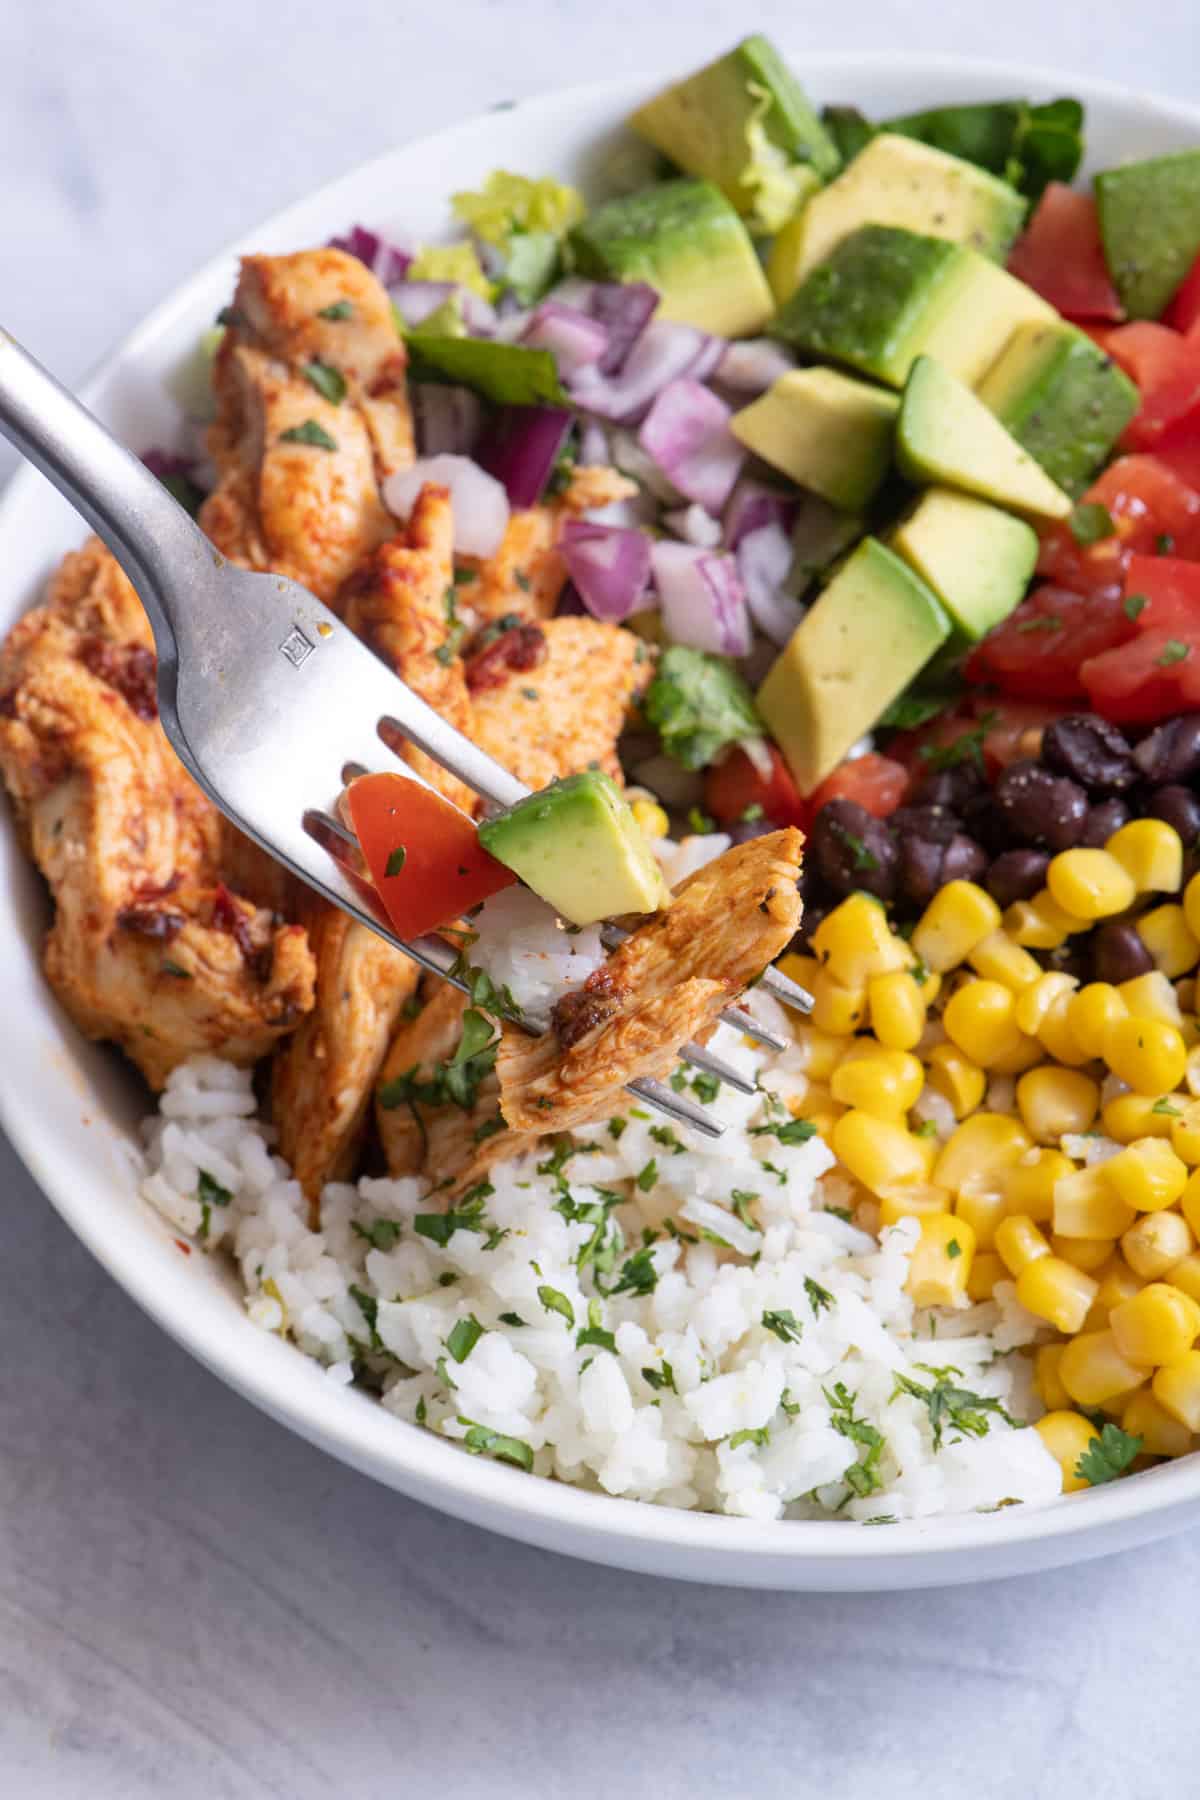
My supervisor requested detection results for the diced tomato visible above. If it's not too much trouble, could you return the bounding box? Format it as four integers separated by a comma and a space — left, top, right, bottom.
703, 742, 809, 827
346, 771, 515, 940
1006, 184, 1124, 322
807, 752, 909, 818
1165, 248, 1200, 337
964, 584, 1136, 701
1122, 553, 1200, 635
1104, 322, 1200, 449
884, 697, 1061, 781
1153, 413, 1200, 494
1037, 454, 1200, 593
1081, 627, 1200, 724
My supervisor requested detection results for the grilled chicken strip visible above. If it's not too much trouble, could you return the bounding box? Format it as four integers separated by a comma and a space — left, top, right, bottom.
459, 465, 638, 625
0, 541, 315, 1088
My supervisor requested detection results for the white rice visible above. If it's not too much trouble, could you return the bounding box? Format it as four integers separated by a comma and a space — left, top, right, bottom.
138, 1015, 1061, 1522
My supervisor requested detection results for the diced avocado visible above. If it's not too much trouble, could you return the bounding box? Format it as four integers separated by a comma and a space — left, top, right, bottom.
569, 178, 774, 337
1095, 150, 1200, 320
891, 488, 1038, 645
477, 770, 669, 927
884, 98, 1085, 203
731, 368, 898, 511
976, 320, 1140, 495
787, 492, 867, 595
896, 355, 1071, 522
628, 34, 838, 235
757, 537, 951, 793
771, 225, 1052, 389
766, 132, 1027, 304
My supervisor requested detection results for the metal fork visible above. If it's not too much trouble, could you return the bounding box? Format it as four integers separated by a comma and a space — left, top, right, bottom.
0, 331, 811, 1137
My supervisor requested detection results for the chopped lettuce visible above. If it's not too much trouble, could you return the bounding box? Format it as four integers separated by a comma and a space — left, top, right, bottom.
820, 105, 876, 166
451, 170, 585, 246
502, 230, 563, 304
407, 241, 495, 298
742, 82, 823, 234
402, 334, 568, 406
644, 646, 762, 771
395, 292, 469, 338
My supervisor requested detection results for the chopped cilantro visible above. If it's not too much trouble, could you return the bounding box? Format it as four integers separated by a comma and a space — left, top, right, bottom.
913, 1119, 939, 1138
919, 710, 997, 775
636, 1158, 659, 1192
1156, 533, 1176, 554
279, 419, 338, 450
349, 1284, 382, 1349
198, 1201, 211, 1242
861, 1514, 898, 1526
825, 1381, 886, 1498
947, 1238, 962, 1259
642, 1363, 677, 1393
317, 299, 354, 321
643, 645, 762, 771
827, 818, 878, 871
741, 802, 765, 823
728, 1426, 770, 1450
610, 1247, 659, 1297
576, 1303, 616, 1353
413, 1184, 495, 1247
804, 1276, 835, 1316
445, 1315, 484, 1363
537, 1284, 576, 1327
750, 1117, 817, 1146
762, 1309, 803, 1344
1152, 1097, 1182, 1117
415, 1394, 427, 1425
1015, 614, 1062, 634
687, 806, 716, 835
457, 1417, 534, 1471
731, 1190, 761, 1233
1075, 1422, 1142, 1486
301, 359, 347, 405
351, 1218, 402, 1252
1158, 639, 1191, 667
892, 1364, 1015, 1451
824, 1205, 853, 1222
384, 845, 407, 878
1068, 501, 1116, 545
691, 1071, 721, 1104
607, 1117, 628, 1140
161, 959, 192, 979
649, 1124, 686, 1156
197, 1169, 232, 1209
499, 1312, 526, 1327
1123, 592, 1148, 621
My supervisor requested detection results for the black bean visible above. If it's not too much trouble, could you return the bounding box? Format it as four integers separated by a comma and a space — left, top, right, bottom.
909, 764, 987, 811
960, 791, 1010, 857
1042, 714, 1136, 793
897, 835, 947, 910
1147, 784, 1200, 845
1092, 920, 1154, 985
889, 803, 962, 846
994, 760, 1089, 851
1133, 714, 1200, 785
1079, 797, 1132, 847
941, 834, 988, 886
986, 848, 1050, 909
809, 800, 897, 902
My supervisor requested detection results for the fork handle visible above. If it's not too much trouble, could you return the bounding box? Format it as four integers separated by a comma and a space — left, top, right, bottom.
0, 328, 212, 669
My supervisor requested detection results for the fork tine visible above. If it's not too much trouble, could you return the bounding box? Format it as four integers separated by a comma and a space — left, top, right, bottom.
629, 1078, 723, 1139
677, 1042, 756, 1094
756, 965, 813, 1013
719, 1004, 787, 1053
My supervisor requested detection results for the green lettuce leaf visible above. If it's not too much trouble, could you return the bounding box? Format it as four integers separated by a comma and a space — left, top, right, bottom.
644, 646, 762, 771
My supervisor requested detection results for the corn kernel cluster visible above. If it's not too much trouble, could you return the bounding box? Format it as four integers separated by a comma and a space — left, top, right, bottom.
781, 816, 1200, 1492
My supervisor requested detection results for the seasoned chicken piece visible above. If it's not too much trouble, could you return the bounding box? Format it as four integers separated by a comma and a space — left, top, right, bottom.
336, 484, 475, 811
558, 464, 640, 515
458, 466, 637, 626
498, 830, 803, 1133
201, 248, 413, 603
0, 541, 315, 1088
467, 615, 651, 791
374, 980, 470, 1175
271, 902, 419, 1214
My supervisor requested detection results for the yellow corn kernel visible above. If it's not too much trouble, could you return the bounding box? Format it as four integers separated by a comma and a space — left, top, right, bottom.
1068, 983, 1128, 1061
1054, 1234, 1116, 1274
942, 978, 1028, 1069
1036, 1344, 1071, 1411
812, 893, 907, 989
1120, 1388, 1193, 1457
1088, 1256, 1144, 1321
967, 1249, 1005, 1302
1121, 1210, 1195, 1280
809, 970, 866, 1036
954, 1181, 1010, 1252
1104, 1137, 1190, 1212
967, 930, 1042, 991
1017, 1255, 1099, 1333
795, 1028, 845, 1082
1035, 1411, 1099, 1493
878, 1184, 952, 1227
1105, 1015, 1188, 1095
925, 1042, 986, 1119
1046, 847, 1138, 920
1107, 817, 1184, 894
1164, 1251, 1200, 1306
1185, 872, 1200, 944
1169, 1098, 1200, 1164
777, 951, 820, 992
1059, 1330, 1150, 1406
1152, 1349, 1200, 1432
1179, 1169, 1200, 1241
867, 969, 926, 1052
1006, 1149, 1076, 1224
1119, 970, 1185, 1029
832, 1111, 933, 1198
630, 798, 669, 840
1102, 1091, 1177, 1143
933, 1113, 1032, 1195
995, 1212, 1051, 1276
990, 1029, 1046, 1076
1138, 904, 1200, 979
831, 1045, 923, 1118
1015, 971, 1079, 1039
911, 880, 1001, 974
1015, 1066, 1100, 1143
906, 1213, 976, 1307
1110, 1282, 1200, 1366
1054, 1163, 1138, 1240
1037, 995, 1091, 1068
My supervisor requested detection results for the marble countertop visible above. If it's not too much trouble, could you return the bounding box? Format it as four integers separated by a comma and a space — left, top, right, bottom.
4, 3, 1200, 1793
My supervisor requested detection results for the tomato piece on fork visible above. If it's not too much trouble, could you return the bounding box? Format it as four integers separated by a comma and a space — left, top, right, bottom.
346, 771, 516, 940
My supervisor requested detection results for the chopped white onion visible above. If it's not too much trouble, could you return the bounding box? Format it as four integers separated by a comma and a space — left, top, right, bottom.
639, 379, 745, 515
737, 521, 805, 646
663, 503, 723, 548
651, 540, 751, 658
716, 338, 797, 393
383, 455, 509, 558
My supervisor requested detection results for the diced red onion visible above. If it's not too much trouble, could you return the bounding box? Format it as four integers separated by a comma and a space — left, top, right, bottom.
411, 383, 484, 457
476, 406, 573, 509
328, 226, 412, 285
663, 503, 723, 549
687, 336, 728, 383
520, 302, 609, 378
389, 280, 457, 326
567, 320, 715, 424
587, 283, 660, 374
722, 477, 798, 551
651, 541, 751, 657
716, 338, 797, 394
457, 289, 499, 336
559, 520, 653, 621
639, 379, 745, 514
737, 521, 805, 646
383, 455, 509, 557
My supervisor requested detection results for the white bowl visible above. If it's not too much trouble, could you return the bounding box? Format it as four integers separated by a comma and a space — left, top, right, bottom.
4, 53, 1200, 1590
